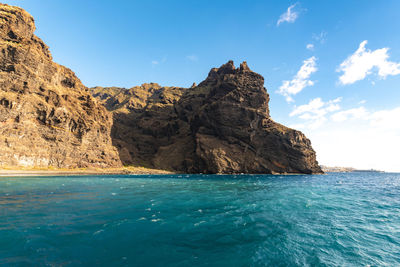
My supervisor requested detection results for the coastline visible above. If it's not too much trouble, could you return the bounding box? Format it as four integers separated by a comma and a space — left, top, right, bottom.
0, 166, 174, 177
0, 168, 326, 177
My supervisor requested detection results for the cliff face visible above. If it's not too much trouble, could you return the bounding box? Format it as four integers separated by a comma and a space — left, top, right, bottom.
0, 4, 321, 173
92, 61, 322, 174
0, 4, 121, 168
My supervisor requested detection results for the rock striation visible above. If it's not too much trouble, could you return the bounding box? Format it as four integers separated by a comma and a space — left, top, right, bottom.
0, 4, 121, 168
92, 61, 323, 174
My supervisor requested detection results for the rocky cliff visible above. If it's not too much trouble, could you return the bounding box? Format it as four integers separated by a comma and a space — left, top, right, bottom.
0, 4, 121, 168
92, 61, 322, 174
0, 3, 321, 173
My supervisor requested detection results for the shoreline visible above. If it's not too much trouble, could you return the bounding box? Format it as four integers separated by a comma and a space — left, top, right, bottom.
0, 167, 174, 177
0, 169, 327, 177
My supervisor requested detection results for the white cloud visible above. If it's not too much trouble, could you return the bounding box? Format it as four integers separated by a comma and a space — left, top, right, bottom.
289, 101, 400, 172
290, 98, 324, 117
306, 44, 314, 51
151, 60, 159, 66
278, 56, 318, 102
186, 55, 199, 62
337, 40, 400, 85
277, 4, 299, 26
294, 100, 397, 130
369, 107, 400, 131
330, 107, 368, 122
305, 106, 400, 172
289, 97, 341, 129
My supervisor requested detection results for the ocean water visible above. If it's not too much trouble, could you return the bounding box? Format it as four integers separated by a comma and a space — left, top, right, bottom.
0, 173, 399, 266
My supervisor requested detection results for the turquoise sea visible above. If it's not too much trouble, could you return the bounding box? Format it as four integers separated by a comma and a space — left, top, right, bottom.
0, 173, 399, 266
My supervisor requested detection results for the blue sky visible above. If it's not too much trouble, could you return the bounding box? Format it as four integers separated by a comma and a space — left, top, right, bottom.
5, 0, 400, 171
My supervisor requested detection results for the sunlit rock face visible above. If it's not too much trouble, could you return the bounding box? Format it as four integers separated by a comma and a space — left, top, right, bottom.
0, 4, 121, 168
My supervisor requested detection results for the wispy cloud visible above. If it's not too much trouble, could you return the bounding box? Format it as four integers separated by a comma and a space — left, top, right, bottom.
277, 4, 299, 26
186, 55, 199, 62
278, 56, 318, 102
337, 40, 400, 85
306, 44, 314, 51
312, 31, 327, 44
151, 56, 167, 67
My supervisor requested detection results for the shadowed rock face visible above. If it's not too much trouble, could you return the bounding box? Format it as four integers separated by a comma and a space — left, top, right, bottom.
91, 83, 188, 169
0, 4, 121, 168
92, 61, 323, 174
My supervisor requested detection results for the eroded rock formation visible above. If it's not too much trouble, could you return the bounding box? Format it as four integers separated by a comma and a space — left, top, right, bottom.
0, 4, 121, 168
92, 61, 323, 174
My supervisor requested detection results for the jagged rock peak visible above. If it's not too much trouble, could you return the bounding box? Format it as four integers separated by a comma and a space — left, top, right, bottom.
200, 60, 263, 90
217, 60, 236, 74
240, 61, 250, 72
205, 60, 255, 78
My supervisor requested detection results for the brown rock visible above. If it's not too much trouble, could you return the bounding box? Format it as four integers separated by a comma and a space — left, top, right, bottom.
91, 84, 188, 170
0, 4, 121, 168
0, 4, 322, 173
176, 61, 322, 174
92, 61, 322, 174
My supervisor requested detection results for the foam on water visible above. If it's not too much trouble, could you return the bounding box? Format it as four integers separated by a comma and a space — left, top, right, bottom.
0, 173, 399, 266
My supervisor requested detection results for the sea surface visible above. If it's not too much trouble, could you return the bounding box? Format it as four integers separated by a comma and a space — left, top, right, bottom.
0, 173, 399, 266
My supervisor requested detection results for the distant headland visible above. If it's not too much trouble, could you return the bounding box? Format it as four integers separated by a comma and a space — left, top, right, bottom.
321, 166, 384, 173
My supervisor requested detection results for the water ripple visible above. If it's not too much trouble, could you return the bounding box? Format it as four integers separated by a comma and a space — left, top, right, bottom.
0, 173, 399, 266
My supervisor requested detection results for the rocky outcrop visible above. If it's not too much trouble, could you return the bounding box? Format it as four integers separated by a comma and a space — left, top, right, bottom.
0, 4, 121, 168
0, 4, 322, 173
92, 61, 322, 174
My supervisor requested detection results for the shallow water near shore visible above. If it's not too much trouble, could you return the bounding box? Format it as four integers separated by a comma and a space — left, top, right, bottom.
0, 173, 399, 266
